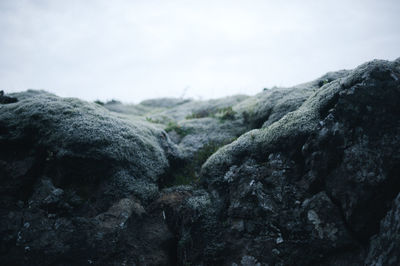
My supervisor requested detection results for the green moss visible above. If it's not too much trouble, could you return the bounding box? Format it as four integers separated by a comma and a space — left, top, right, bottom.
185, 106, 236, 121
242, 108, 255, 124
146, 117, 163, 124
185, 109, 214, 119
167, 138, 238, 186
217, 106, 236, 120
318, 79, 330, 87
165, 121, 192, 137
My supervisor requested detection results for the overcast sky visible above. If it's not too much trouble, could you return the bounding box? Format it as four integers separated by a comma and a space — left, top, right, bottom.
0, 0, 399, 103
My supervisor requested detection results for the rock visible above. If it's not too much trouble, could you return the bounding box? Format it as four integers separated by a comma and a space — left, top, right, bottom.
193, 59, 400, 265
0, 91, 180, 265
1, 58, 400, 265
0, 90, 18, 104
365, 193, 400, 265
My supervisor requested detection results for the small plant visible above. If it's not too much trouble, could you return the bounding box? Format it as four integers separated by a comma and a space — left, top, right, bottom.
185, 106, 237, 121
168, 142, 221, 186
167, 137, 238, 187
318, 79, 330, 87
217, 106, 236, 121
94, 100, 104, 106
146, 117, 163, 124
185, 109, 213, 119
165, 121, 191, 137
242, 110, 251, 124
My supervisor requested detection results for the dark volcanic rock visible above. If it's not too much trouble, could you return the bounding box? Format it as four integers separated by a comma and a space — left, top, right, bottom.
0, 90, 18, 104
193, 59, 400, 265
0, 91, 180, 265
366, 193, 400, 265
1, 58, 400, 265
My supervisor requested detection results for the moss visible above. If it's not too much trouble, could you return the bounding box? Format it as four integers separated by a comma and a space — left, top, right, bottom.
167, 138, 237, 186
146, 117, 163, 124
185, 109, 214, 119
242, 108, 255, 124
165, 121, 192, 137
201, 77, 347, 182
1, 90, 174, 191
318, 79, 330, 87
217, 106, 236, 120
185, 106, 236, 121
168, 143, 220, 186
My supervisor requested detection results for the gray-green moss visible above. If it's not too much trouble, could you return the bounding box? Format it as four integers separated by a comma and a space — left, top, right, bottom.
201, 59, 400, 190
0, 91, 180, 201
166, 140, 236, 186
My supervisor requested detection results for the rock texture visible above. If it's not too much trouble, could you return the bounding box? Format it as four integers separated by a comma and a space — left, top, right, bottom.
0, 91, 180, 265
1, 58, 400, 265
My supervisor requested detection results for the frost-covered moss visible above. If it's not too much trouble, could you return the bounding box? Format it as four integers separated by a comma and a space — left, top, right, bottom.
167, 141, 233, 186
200, 78, 345, 182
0, 91, 180, 200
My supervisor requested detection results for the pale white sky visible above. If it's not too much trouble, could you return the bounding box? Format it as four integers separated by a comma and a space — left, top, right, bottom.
0, 0, 399, 103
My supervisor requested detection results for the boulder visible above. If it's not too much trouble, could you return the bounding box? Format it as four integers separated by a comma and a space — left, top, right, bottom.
0, 91, 180, 265
187, 59, 400, 265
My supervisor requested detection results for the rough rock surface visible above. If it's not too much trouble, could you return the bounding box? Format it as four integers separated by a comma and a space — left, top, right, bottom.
0, 91, 180, 265
1, 58, 400, 265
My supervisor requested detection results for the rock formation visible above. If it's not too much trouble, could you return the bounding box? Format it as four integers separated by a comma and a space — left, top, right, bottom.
1, 58, 399, 265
